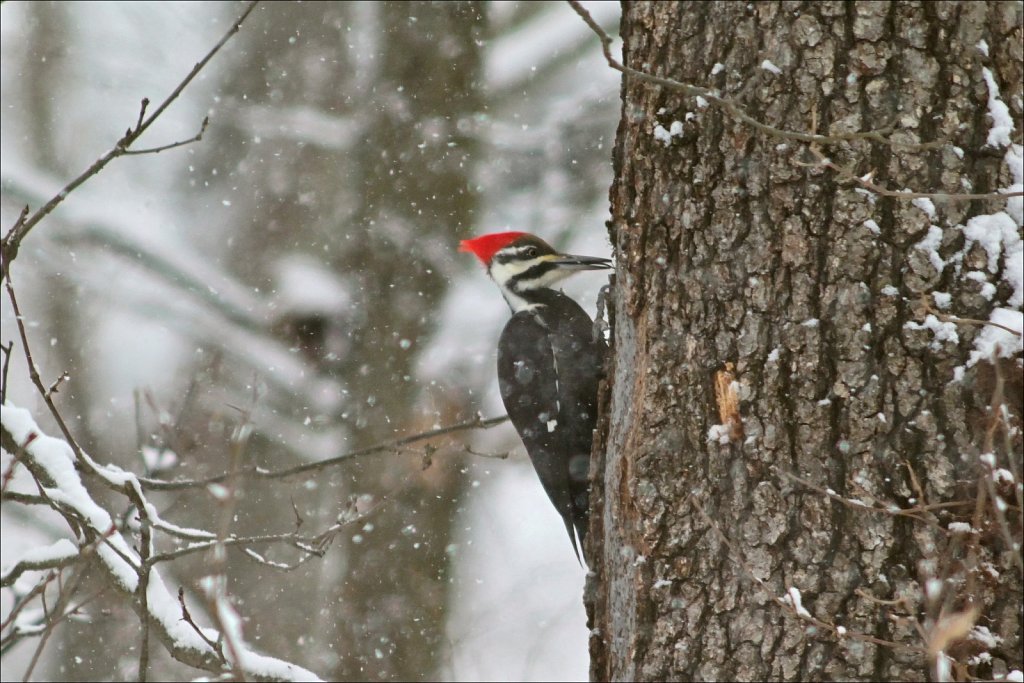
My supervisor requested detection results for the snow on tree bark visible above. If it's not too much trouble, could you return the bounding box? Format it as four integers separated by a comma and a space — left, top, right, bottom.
588, 2, 1022, 681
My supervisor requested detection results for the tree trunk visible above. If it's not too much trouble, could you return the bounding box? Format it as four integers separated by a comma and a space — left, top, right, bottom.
323, 3, 484, 679
588, 2, 1023, 681
180, 2, 485, 680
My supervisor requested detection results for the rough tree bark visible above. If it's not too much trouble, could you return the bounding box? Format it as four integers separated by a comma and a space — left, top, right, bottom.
588, 2, 1022, 681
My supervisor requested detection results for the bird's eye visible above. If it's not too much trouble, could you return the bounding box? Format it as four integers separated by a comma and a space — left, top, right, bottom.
525, 247, 538, 257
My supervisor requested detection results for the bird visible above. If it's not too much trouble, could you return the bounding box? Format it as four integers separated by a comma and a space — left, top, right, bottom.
460, 231, 611, 562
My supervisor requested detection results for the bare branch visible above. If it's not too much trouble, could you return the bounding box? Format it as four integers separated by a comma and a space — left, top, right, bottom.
688, 494, 921, 653
124, 116, 211, 156
802, 145, 1024, 201
1, 490, 48, 505
137, 490, 155, 683
0, 1, 259, 268
565, 0, 954, 152
5, 271, 91, 465
137, 413, 511, 491
778, 469, 971, 529
21, 561, 93, 682
1, 339, 13, 404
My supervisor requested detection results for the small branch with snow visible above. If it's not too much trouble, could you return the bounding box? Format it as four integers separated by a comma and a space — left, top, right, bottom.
2, 256, 501, 678
0, 539, 79, 588
0, 570, 58, 641
0, 404, 322, 681
20, 557, 94, 682
176, 587, 225, 664
920, 295, 1024, 339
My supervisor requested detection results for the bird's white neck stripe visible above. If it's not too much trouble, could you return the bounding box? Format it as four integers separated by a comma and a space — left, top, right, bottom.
500, 288, 542, 313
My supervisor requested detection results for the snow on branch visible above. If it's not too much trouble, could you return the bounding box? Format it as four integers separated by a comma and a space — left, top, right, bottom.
0, 401, 322, 682
0, 539, 79, 588
2, 263, 508, 677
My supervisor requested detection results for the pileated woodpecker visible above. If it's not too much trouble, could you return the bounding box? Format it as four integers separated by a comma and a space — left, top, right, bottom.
460, 231, 611, 561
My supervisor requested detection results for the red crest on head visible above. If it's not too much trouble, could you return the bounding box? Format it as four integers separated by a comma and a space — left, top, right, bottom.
459, 231, 527, 264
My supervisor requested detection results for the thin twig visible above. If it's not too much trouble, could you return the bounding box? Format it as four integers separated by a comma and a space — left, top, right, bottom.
124, 116, 210, 156
146, 532, 325, 566
21, 562, 92, 682
142, 389, 186, 471
203, 401, 254, 682
6, 224, 107, 469
920, 295, 1024, 338
0, 1, 259, 267
779, 470, 970, 530
136, 413, 510, 491
0, 339, 14, 404
0, 572, 57, 637
176, 588, 223, 661
688, 494, 919, 653
565, 0, 955, 153
134, 98, 150, 133
803, 145, 1024, 201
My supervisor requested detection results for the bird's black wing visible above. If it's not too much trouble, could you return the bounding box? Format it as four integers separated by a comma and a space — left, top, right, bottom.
498, 311, 582, 561
498, 296, 606, 562
541, 295, 605, 550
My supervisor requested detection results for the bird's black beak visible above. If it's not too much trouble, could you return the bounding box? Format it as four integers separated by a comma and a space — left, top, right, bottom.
549, 254, 614, 271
